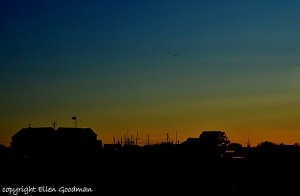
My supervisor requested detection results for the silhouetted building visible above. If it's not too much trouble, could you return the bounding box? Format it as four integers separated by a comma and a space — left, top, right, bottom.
199, 131, 229, 147
0, 144, 10, 160
10, 127, 56, 159
198, 130, 230, 159
181, 137, 201, 146
55, 127, 99, 158
178, 131, 230, 160
179, 137, 202, 159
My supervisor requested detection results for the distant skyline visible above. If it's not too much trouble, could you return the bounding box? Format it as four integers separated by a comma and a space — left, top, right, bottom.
1, 0, 300, 147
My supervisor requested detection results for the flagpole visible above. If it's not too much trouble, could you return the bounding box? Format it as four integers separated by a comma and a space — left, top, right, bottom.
72, 116, 77, 128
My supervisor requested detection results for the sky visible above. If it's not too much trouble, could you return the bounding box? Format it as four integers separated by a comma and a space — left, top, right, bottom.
1, 0, 300, 147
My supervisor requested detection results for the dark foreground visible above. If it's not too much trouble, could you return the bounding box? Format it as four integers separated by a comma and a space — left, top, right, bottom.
1, 158, 300, 195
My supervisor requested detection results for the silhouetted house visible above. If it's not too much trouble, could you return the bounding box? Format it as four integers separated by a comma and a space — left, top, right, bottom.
199, 131, 229, 148
179, 137, 201, 157
55, 127, 99, 158
10, 127, 55, 159
198, 130, 230, 159
181, 137, 201, 146
226, 142, 244, 159
0, 144, 10, 160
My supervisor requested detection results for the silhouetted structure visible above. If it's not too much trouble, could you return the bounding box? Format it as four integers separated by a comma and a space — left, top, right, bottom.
0, 144, 10, 160
10, 127, 55, 159
4, 127, 300, 194
199, 130, 230, 158
179, 130, 230, 160
9, 126, 102, 160
199, 130, 229, 147
55, 127, 101, 159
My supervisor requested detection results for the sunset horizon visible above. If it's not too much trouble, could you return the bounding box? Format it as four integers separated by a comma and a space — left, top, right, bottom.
1, 118, 300, 148
2, 1, 300, 149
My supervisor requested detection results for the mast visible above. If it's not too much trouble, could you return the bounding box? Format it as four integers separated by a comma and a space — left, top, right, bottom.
246, 134, 251, 147
136, 131, 138, 145
72, 116, 77, 128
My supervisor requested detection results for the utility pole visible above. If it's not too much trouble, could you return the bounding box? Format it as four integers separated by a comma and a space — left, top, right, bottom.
166, 133, 169, 143
136, 131, 138, 145
246, 134, 251, 148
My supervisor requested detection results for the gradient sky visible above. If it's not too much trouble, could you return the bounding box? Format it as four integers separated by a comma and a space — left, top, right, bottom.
1, 0, 300, 147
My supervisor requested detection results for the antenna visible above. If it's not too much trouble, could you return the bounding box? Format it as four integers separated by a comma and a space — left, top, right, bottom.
130, 135, 133, 145
127, 129, 129, 140
136, 131, 138, 145
166, 132, 169, 143
52, 121, 57, 130
124, 134, 127, 145
246, 134, 251, 147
